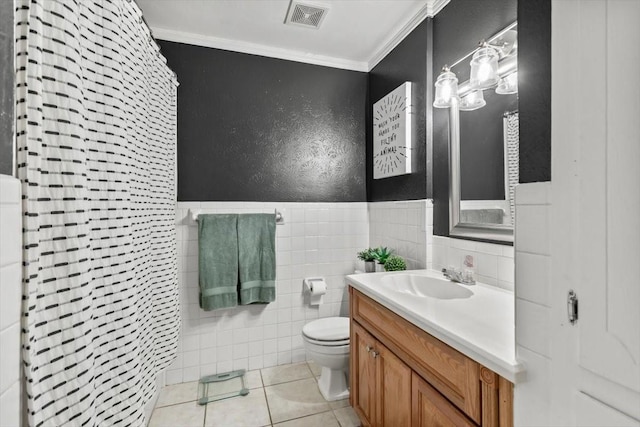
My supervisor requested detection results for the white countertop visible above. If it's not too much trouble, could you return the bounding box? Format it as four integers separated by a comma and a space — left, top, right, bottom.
346, 269, 524, 383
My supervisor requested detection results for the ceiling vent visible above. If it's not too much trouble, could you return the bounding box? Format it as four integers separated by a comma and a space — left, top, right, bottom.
285, 1, 329, 29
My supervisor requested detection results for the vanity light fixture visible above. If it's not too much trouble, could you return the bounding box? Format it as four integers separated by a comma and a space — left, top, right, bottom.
469, 42, 500, 89
433, 22, 518, 111
433, 67, 459, 108
459, 89, 486, 111
495, 71, 518, 95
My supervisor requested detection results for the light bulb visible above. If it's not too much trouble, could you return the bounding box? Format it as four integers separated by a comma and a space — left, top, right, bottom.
459, 90, 486, 111
470, 45, 499, 89
433, 69, 459, 108
496, 72, 518, 95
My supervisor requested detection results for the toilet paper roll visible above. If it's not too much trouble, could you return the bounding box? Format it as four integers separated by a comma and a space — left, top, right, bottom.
309, 279, 327, 306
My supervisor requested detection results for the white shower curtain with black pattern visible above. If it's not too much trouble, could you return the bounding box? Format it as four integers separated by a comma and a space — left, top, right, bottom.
15, 1, 180, 425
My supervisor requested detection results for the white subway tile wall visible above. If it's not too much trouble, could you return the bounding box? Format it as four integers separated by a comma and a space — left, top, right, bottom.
368, 200, 431, 270
167, 198, 519, 387
0, 175, 22, 427
167, 202, 369, 385
431, 236, 515, 291
513, 182, 552, 426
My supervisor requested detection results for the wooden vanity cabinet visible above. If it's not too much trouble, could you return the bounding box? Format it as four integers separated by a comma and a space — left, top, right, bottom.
352, 322, 377, 425
349, 287, 514, 427
351, 321, 412, 426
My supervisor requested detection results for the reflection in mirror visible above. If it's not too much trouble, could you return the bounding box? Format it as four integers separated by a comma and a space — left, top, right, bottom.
434, 22, 518, 243
459, 97, 518, 227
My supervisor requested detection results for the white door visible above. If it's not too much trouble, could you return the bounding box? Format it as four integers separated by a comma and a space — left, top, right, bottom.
551, 0, 640, 425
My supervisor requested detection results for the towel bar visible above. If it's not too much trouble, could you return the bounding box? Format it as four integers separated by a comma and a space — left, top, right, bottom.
189, 208, 285, 224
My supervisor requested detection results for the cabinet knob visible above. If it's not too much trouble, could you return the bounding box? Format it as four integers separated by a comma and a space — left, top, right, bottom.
371, 351, 379, 358
365, 345, 373, 353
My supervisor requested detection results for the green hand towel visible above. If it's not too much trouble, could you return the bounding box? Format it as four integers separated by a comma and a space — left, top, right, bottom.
238, 213, 276, 305
198, 214, 239, 310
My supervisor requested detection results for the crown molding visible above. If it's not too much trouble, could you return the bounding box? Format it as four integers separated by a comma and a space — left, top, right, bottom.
151, 27, 369, 72
152, 0, 450, 73
428, 0, 450, 17
367, 0, 450, 71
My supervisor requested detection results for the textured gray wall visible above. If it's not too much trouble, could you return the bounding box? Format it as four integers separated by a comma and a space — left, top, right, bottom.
517, 0, 551, 183
367, 19, 431, 202
159, 41, 368, 202
0, 0, 13, 175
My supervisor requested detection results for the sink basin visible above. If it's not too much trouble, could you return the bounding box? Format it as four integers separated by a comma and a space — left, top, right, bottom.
380, 274, 474, 300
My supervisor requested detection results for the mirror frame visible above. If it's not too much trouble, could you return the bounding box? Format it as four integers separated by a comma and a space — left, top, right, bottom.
448, 96, 514, 243
445, 21, 518, 244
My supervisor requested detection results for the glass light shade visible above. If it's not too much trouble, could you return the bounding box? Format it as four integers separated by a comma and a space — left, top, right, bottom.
433, 70, 459, 108
496, 72, 518, 95
459, 90, 486, 111
469, 46, 499, 89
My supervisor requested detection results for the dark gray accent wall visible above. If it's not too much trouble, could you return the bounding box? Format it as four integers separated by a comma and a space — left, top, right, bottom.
159, 41, 368, 202
518, 0, 551, 183
367, 19, 431, 201
0, 0, 13, 176
432, 0, 551, 236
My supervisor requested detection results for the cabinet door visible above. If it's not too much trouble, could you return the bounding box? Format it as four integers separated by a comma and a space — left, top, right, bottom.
376, 343, 412, 427
412, 373, 476, 427
351, 321, 377, 426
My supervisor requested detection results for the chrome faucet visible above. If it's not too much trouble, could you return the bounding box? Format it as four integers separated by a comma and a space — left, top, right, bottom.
442, 267, 476, 285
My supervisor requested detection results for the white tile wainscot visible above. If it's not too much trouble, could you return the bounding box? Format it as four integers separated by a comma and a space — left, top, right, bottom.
368, 199, 431, 270
513, 182, 552, 427
0, 175, 22, 427
431, 236, 515, 291
167, 201, 369, 385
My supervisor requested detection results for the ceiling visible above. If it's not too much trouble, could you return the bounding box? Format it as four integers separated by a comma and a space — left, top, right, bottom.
136, 0, 449, 71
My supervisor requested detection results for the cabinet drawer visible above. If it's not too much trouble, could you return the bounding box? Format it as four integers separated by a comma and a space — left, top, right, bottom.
351, 288, 481, 424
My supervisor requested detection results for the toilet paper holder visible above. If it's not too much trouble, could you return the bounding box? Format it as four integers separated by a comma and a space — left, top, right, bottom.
303, 277, 324, 292
303, 277, 327, 306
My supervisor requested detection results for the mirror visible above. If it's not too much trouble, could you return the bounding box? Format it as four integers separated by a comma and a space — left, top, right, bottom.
436, 22, 518, 243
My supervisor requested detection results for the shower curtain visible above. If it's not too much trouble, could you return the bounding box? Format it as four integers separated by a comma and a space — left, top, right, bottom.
15, 1, 180, 426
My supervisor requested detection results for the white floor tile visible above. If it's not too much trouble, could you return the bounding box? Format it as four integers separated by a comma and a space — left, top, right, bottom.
204, 390, 271, 427
261, 362, 312, 386
265, 378, 331, 423
152, 362, 361, 427
149, 401, 205, 427
273, 410, 339, 427
155, 381, 199, 408
245, 369, 263, 389
333, 406, 361, 427
307, 361, 321, 377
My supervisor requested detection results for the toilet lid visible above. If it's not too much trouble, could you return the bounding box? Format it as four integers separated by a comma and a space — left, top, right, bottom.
302, 317, 350, 342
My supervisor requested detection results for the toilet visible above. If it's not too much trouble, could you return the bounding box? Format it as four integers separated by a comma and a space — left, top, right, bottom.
302, 316, 350, 401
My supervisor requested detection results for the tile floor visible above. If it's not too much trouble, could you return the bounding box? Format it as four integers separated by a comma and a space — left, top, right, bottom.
149, 362, 361, 427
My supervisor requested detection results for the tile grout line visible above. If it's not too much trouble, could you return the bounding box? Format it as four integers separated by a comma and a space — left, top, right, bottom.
260, 369, 275, 426
262, 385, 274, 426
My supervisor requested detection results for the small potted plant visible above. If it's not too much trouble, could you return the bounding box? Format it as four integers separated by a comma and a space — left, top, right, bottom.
384, 255, 407, 272
372, 247, 392, 272
357, 248, 377, 272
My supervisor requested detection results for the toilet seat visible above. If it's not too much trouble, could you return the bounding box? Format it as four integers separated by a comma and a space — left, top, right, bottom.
303, 336, 350, 347
302, 317, 349, 346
